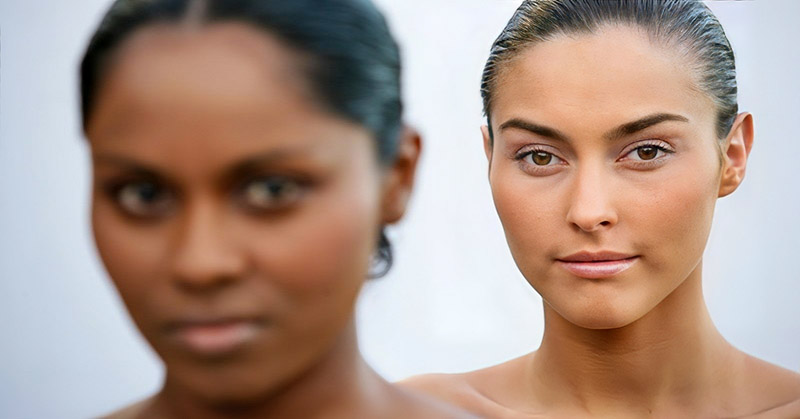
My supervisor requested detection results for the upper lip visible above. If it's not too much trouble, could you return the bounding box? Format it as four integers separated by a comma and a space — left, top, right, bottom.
557, 251, 637, 263
164, 315, 266, 332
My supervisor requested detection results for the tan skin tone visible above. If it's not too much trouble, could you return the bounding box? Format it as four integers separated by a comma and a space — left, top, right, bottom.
403, 27, 800, 418
87, 23, 472, 419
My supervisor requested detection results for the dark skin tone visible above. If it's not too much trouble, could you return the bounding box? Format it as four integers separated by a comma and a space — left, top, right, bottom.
87, 23, 472, 419
403, 27, 800, 419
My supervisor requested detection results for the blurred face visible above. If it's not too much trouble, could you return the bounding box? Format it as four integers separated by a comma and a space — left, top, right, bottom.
87, 24, 388, 402
486, 27, 730, 329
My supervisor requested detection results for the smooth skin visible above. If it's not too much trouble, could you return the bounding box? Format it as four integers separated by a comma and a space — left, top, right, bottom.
87, 23, 471, 419
403, 27, 800, 418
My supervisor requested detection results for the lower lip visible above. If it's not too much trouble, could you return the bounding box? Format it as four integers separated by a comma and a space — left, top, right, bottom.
171, 321, 262, 357
557, 257, 638, 279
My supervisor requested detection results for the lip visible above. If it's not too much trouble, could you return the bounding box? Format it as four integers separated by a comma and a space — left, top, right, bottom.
556, 251, 639, 279
165, 317, 265, 357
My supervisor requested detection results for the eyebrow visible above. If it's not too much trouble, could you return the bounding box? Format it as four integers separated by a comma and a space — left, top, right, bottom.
499, 119, 570, 142
499, 113, 690, 143
603, 113, 689, 141
92, 148, 315, 185
227, 149, 311, 175
93, 154, 164, 178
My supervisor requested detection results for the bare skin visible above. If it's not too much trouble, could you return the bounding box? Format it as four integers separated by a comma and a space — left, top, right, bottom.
402, 27, 800, 419
88, 23, 472, 419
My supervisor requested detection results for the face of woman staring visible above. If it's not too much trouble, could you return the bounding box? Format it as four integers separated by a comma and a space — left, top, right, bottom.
88, 24, 388, 402
486, 27, 740, 330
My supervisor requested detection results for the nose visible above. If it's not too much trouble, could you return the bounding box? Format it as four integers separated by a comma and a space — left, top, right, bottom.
565, 166, 618, 233
170, 201, 247, 291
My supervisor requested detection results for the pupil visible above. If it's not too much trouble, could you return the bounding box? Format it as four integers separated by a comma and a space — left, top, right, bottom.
268, 182, 283, 195
138, 183, 159, 202
638, 146, 657, 160
533, 152, 552, 165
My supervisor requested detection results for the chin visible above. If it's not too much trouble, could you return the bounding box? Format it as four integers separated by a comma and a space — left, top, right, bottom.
567, 314, 638, 330
181, 374, 280, 408
166, 358, 288, 406
549, 298, 647, 330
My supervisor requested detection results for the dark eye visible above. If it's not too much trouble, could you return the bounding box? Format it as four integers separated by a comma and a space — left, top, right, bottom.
622, 140, 675, 168
636, 146, 659, 161
523, 151, 562, 166
241, 176, 306, 211
113, 181, 173, 218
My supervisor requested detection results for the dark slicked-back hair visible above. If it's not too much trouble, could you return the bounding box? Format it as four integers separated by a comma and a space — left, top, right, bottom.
482, 0, 738, 141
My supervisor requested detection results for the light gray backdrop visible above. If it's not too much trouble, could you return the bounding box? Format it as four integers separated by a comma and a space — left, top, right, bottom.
1, 1, 798, 418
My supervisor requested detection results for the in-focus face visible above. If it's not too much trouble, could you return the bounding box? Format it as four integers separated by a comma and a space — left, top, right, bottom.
487, 27, 727, 329
88, 24, 384, 401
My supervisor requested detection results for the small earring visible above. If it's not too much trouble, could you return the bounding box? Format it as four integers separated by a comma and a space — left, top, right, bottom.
368, 228, 393, 279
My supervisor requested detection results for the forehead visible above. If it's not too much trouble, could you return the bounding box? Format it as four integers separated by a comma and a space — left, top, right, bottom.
492, 26, 715, 131
85, 22, 371, 164
87, 22, 311, 134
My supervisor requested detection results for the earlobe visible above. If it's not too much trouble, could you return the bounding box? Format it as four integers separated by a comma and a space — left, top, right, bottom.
718, 112, 754, 198
381, 126, 422, 224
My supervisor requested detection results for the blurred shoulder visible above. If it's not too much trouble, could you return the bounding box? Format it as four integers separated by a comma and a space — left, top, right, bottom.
399, 354, 534, 418
101, 397, 154, 419
400, 372, 480, 406
392, 383, 482, 419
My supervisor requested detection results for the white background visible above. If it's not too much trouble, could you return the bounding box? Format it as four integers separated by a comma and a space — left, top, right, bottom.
1, 1, 798, 418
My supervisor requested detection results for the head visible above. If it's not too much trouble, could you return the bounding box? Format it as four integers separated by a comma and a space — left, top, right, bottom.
82, 0, 419, 405
481, 0, 753, 329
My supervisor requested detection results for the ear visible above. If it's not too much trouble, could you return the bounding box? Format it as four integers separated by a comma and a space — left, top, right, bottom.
381, 126, 422, 224
718, 112, 754, 198
481, 124, 493, 175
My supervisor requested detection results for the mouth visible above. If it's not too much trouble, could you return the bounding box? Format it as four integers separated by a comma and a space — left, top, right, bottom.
165, 316, 266, 357
556, 251, 639, 279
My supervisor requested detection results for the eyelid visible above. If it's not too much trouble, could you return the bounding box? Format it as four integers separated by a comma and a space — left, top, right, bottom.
236, 175, 312, 212
513, 143, 566, 161
102, 178, 177, 220
619, 138, 675, 156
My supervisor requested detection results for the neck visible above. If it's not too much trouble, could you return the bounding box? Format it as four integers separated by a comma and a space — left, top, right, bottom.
529, 263, 741, 415
150, 320, 392, 419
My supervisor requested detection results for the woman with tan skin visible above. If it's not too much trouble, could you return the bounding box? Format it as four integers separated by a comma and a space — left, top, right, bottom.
80, 0, 474, 418
404, 1, 800, 418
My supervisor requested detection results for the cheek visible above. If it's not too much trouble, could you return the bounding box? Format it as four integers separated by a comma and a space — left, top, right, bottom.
91, 198, 173, 331
630, 160, 719, 273
92, 198, 163, 294
490, 165, 562, 267
246, 167, 382, 307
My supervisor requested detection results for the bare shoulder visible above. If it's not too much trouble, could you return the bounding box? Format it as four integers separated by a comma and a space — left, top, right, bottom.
744, 355, 800, 395
735, 354, 800, 417
742, 397, 800, 419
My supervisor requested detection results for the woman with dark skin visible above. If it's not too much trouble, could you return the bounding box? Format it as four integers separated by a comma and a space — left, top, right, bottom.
81, 0, 473, 417
404, 1, 800, 418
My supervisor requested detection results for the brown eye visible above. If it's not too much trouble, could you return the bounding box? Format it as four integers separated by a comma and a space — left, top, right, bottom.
519, 149, 564, 171
113, 181, 174, 218
532, 151, 553, 166
636, 146, 659, 160
241, 176, 306, 211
